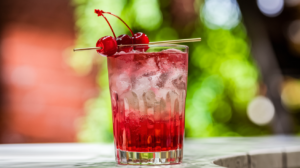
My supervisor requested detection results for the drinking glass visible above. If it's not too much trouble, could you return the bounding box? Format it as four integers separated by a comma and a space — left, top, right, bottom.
107, 45, 188, 165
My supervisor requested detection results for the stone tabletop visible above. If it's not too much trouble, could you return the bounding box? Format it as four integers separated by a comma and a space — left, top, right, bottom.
0, 136, 300, 168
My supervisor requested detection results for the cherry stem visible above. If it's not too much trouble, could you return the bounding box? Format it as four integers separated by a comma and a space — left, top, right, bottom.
95, 9, 116, 39
102, 11, 134, 37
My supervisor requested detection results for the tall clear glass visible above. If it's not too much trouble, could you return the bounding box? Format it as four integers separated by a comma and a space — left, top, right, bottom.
107, 45, 188, 165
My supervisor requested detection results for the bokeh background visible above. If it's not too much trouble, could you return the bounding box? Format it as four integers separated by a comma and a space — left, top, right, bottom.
0, 0, 299, 143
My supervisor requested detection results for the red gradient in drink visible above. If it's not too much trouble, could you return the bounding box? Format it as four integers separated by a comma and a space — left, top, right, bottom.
112, 109, 185, 152
108, 49, 188, 152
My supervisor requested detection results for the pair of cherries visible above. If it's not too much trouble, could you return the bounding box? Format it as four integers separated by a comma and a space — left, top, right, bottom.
95, 10, 149, 56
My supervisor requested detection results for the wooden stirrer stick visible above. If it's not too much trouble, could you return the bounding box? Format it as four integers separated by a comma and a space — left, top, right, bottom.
73, 38, 201, 52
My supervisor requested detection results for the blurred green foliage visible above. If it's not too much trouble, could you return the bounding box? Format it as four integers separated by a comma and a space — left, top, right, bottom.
71, 0, 271, 142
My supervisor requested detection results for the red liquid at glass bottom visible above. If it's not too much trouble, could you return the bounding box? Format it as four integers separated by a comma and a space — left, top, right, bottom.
112, 110, 185, 152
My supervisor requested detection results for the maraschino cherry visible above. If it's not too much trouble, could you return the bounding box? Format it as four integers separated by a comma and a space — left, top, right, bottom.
116, 34, 133, 52
133, 32, 149, 51
96, 36, 117, 56
94, 9, 150, 55
96, 10, 135, 52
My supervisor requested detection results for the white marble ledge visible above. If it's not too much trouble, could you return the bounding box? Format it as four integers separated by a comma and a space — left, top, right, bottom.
0, 136, 300, 168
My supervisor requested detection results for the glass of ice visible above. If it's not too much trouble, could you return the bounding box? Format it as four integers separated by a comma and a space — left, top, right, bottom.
107, 45, 188, 165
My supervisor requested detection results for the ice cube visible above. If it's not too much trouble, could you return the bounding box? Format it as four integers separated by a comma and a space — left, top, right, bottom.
157, 55, 172, 72
132, 77, 151, 98
172, 75, 186, 90
134, 57, 159, 77
156, 72, 169, 88
116, 73, 131, 93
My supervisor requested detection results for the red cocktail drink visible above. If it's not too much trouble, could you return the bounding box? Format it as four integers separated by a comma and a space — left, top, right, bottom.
107, 45, 188, 165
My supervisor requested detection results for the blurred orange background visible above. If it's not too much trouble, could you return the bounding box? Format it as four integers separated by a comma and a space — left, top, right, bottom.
0, 0, 98, 143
